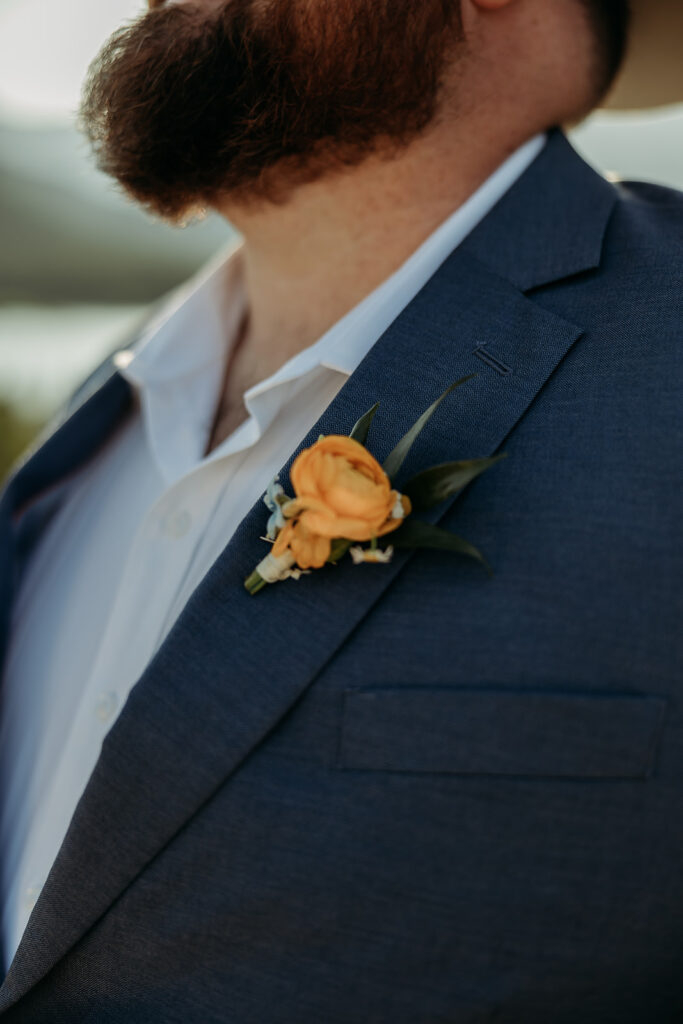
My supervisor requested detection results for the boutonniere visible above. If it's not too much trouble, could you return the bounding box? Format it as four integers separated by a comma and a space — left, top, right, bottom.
244, 375, 506, 594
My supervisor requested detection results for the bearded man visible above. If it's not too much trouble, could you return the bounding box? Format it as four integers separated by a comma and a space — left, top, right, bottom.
0, 0, 681, 1019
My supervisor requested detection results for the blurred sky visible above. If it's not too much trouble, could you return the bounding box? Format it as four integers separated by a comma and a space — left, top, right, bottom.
0, 0, 681, 414
0, 0, 146, 124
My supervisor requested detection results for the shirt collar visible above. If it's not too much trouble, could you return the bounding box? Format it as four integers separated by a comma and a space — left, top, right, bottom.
116, 243, 247, 483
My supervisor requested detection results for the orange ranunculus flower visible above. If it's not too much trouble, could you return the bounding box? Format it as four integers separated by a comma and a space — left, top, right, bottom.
271, 436, 411, 570
271, 520, 331, 571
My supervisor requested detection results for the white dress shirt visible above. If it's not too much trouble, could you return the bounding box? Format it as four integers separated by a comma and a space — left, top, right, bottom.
0, 133, 545, 968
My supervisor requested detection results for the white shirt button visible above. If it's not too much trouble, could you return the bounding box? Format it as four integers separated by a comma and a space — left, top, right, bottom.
23, 884, 42, 911
94, 691, 119, 723
162, 509, 193, 539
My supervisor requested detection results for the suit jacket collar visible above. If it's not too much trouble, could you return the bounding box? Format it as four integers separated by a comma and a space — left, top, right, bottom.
0, 129, 617, 1010
461, 128, 616, 290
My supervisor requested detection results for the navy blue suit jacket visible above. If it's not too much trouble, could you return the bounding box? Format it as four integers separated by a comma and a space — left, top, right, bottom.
0, 130, 682, 1022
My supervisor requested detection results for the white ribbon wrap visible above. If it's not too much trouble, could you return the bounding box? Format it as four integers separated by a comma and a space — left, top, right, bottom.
255, 549, 297, 583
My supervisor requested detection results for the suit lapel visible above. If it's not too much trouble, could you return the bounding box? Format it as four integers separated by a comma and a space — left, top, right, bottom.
0, 131, 617, 1009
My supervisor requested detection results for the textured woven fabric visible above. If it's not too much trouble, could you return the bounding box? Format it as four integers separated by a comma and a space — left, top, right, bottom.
0, 129, 681, 1022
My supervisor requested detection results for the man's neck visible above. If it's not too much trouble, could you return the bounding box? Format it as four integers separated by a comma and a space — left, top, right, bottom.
216, 113, 536, 390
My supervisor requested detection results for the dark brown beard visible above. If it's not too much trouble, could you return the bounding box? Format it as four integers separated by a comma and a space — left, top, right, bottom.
79, 0, 462, 221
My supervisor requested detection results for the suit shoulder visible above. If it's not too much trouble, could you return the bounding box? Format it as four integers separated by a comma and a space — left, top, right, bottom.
63, 303, 159, 418
605, 179, 683, 259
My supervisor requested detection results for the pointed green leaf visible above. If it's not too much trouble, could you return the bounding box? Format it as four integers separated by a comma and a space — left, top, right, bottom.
327, 538, 353, 563
390, 518, 491, 575
382, 375, 476, 482
403, 453, 507, 512
349, 402, 380, 446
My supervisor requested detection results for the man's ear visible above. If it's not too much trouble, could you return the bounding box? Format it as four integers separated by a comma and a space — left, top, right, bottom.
470, 0, 517, 9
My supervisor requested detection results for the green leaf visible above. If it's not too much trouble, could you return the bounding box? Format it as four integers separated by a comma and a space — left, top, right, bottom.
382, 375, 476, 483
403, 453, 507, 512
349, 402, 380, 446
328, 538, 353, 563
390, 518, 491, 575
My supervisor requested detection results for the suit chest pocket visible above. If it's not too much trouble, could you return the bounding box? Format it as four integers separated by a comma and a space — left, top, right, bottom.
337, 688, 666, 778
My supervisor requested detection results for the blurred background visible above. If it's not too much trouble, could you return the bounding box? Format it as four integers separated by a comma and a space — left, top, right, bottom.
1, 0, 682, 477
